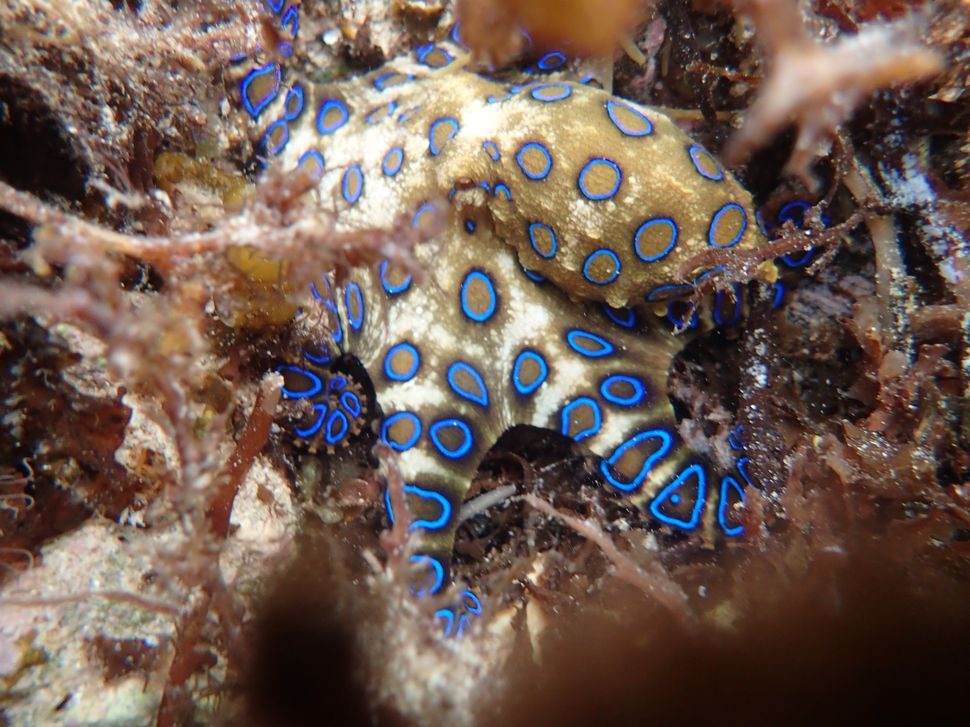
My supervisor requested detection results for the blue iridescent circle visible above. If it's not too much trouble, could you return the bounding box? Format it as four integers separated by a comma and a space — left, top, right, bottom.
736, 456, 753, 487
602, 305, 636, 328
381, 411, 422, 451
410, 554, 445, 597
447, 361, 489, 407
515, 142, 553, 180
511, 350, 548, 395
599, 429, 672, 492
429, 418, 474, 459
530, 83, 571, 102
577, 158, 622, 201
316, 98, 349, 135
708, 202, 747, 249
771, 280, 786, 309
278, 365, 323, 399
383, 342, 420, 382
688, 144, 724, 181
240, 63, 280, 119
482, 140, 500, 161
527, 221, 558, 259
294, 403, 327, 438
341, 165, 363, 204
713, 283, 743, 326
464, 219, 476, 234
262, 120, 289, 156
325, 409, 349, 445
344, 282, 364, 331
523, 268, 545, 283
565, 329, 614, 358
718, 475, 746, 537
604, 99, 653, 137
281, 5, 299, 38
645, 283, 693, 302
460, 270, 498, 323
560, 396, 602, 441
600, 374, 646, 406
435, 608, 456, 637
649, 463, 707, 530
382, 146, 405, 176
493, 183, 512, 201
415, 43, 454, 67
412, 201, 435, 228
373, 71, 413, 91
633, 217, 678, 262
385, 484, 452, 531
429, 116, 460, 156
297, 149, 325, 180
340, 391, 361, 418
582, 249, 621, 285
463, 590, 483, 614
380, 259, 412, 295
283, 84, 305, 120
537, 50, 567, 70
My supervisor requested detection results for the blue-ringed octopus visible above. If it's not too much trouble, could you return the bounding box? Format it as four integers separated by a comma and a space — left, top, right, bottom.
239, 3, 779, 627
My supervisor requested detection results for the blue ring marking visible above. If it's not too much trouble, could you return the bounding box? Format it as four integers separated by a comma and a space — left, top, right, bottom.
600, 374, 646, 406
694, 266, 726, 286
281, 5, 299, 38
577, 158, 622, 201
633, 217, 678, 262
736, 456, 753, 487
713, 283, 743, 326
302, 349, 331, 366
599, 429, 673, 492
381, 411, 422, 451
344, 282, 364, 331
649, 463, 707, 530
262, 119, 289, 156
277, 365, 323, 399
328, 375, 347, 393
464, 219, 476, 234
429, 116, 460, 156
380, 259, 412, 295
410, 554, 445, 597
412, 201, 435, 229
755, 209, 769, 236
708, 202, 747, 249
415, 43, 454, 67
447, 361, 489, 407
537, 50, 567, 70
512, 350, 549, 395
523, 268, 545, 283
429, 418, 474, 459
340, 391, 361, 418
240, 63, 280, 119
462, 590, 483, 615
718, 475, 746, 537
771, 280, 785, 309
560, 396, 602, 442
515, 142, 553, 180
485, 93, 509, 104
688, 144, 724, 181
341, 165, 363, 205
382, 146, 405, 177
449, 21, 465, 47
493, 183, 512, 201
645, 283, 693, 302
265, 0, 284, 12
316, 98, 349, 135
396, 105, 421, 124
530, 83, 571, 102
283, 84, 305, 120
482, 140, 500, 161
776, 201, 819, 266
385, 484, 453, 531
666, 301, 699, 330
602, 305, 636, 329
565, 329, 614, 358
297, 149, 325, 180
460, 270, 498, 323
294, 403, 327, 438
728, 425, 745, 451
582, 249, 621, 285
325, 409, 349, 445
383, 342, 420, 382
310, 275, 332, 301
527, 221, 557, 259
605, 99, 653, 137
455, 613, 472, 639
479, 181, 491, 192
435, 608, 457, 637
373, 71, 412, 91
279, 42, 294, 59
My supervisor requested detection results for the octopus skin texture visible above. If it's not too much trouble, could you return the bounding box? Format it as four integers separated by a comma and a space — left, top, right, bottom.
243, 22, 771, 598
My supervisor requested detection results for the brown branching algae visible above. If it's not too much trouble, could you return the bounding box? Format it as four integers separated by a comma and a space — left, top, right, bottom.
0, 0, 968, 725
